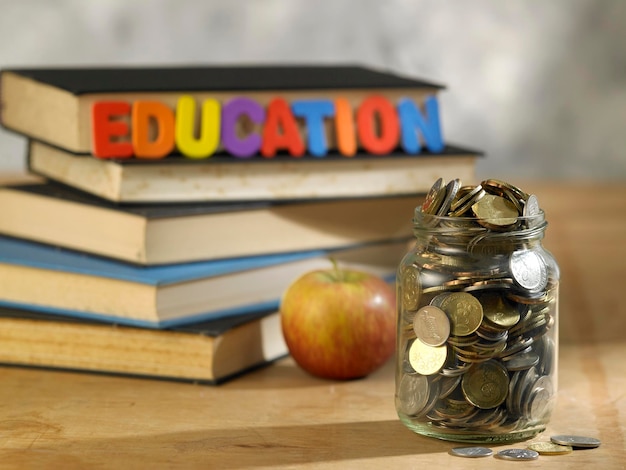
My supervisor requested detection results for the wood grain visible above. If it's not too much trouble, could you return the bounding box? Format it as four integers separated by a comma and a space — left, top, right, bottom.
0, 343, 624, 469
0, 180, 625, 468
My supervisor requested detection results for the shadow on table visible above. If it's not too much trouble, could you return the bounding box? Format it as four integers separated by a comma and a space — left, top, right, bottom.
222, 356, 397, 391
0, 419, 454, 468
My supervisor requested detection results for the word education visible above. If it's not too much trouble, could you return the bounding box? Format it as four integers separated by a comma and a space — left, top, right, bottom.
92, 95, 444, 159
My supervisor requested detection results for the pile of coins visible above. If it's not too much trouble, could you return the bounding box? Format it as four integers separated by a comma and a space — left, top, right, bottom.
396, 178, 559, 440
450, 434, 601, 460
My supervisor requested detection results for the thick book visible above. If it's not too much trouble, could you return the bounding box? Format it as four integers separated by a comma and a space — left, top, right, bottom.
0, 236, 408, 328
27, 140, 479, 203
0, 65, 443, 155
0, 182, 419, 265
0, 305, 287, 384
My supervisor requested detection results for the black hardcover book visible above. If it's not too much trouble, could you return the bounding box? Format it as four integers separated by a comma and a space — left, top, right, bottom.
0, 180, 420, 264
0, 64, 446, 155
1, 64, 444, 94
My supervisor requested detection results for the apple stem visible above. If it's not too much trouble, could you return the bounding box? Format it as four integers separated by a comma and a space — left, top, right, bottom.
329, 257, 344, 282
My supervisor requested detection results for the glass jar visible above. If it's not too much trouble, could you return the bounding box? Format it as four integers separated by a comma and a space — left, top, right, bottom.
395, 180, 559, 444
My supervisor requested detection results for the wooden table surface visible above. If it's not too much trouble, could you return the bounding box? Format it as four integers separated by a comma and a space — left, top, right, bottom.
0, 180, 625, 469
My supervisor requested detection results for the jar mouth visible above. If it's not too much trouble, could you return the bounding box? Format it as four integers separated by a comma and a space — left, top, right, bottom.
413, 206, 546, 229
412, 206, 548, 252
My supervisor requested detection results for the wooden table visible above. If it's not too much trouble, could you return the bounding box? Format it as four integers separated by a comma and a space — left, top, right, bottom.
1, 181, 625, 469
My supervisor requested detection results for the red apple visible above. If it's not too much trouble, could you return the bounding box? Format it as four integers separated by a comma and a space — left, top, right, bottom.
280, 263, 396, 380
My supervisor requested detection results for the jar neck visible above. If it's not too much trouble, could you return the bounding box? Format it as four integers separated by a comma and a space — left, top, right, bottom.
412, 210, 548, 255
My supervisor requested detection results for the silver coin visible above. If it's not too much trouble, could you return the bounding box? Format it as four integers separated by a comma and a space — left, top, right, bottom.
437, 178, 461, 216
437, 374, 462, 399
504, 352, 540, 371
508, 366, 537, 418
413, 305, 451, 347
417, 380, 441, 418
537, 335, 555, 375
450, 446, 493, 458
523, 194, 541, 218
517, 367, 539, 418
550, 435, 601, 448
510, 250, 548, 293
396, 374, 430, 416
527, 377, 555, 422
496, 448, 539, 460
440, 361, 472, 377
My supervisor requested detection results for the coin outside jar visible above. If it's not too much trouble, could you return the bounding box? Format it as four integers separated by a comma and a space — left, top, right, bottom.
395, 179, 560, 444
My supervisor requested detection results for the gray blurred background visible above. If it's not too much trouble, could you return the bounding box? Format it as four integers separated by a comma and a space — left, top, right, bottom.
1, 0, 625, 181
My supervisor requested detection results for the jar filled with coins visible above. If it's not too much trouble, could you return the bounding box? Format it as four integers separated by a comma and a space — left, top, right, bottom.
395, 178, 560, 443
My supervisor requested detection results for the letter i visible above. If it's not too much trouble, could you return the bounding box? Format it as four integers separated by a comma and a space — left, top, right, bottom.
334, 98, 356, 156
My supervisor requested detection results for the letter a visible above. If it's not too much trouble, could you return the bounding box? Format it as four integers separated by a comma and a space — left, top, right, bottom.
261, 98, 305, 157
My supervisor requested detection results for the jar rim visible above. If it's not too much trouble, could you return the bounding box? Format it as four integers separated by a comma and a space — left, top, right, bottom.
412, 206, 548, 243
413, 206, 546, 224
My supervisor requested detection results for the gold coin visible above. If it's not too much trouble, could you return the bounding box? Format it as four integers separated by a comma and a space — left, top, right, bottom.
471, 194, 519, 229
501, 187, 524, 214
461, 360, 509, 409
439, 292, 483, 336
421, 177, 446, 215
463, 278, 514, 293
481, 179, 529, 201
435, 399, 476, 419
477, 292, 520, 328
400, 264, 420, 312
450, 185, 474, 206
451, 185, 481, 211
408, 339, 447, 375
451, 187, 486, 217
527, 441, 573, 455
413, 305, 451, 347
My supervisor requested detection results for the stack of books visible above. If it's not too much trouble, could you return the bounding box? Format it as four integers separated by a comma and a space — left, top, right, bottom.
0, 65, 480, 383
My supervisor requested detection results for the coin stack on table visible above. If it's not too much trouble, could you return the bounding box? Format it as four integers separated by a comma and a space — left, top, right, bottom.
395, 178, 560, 443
